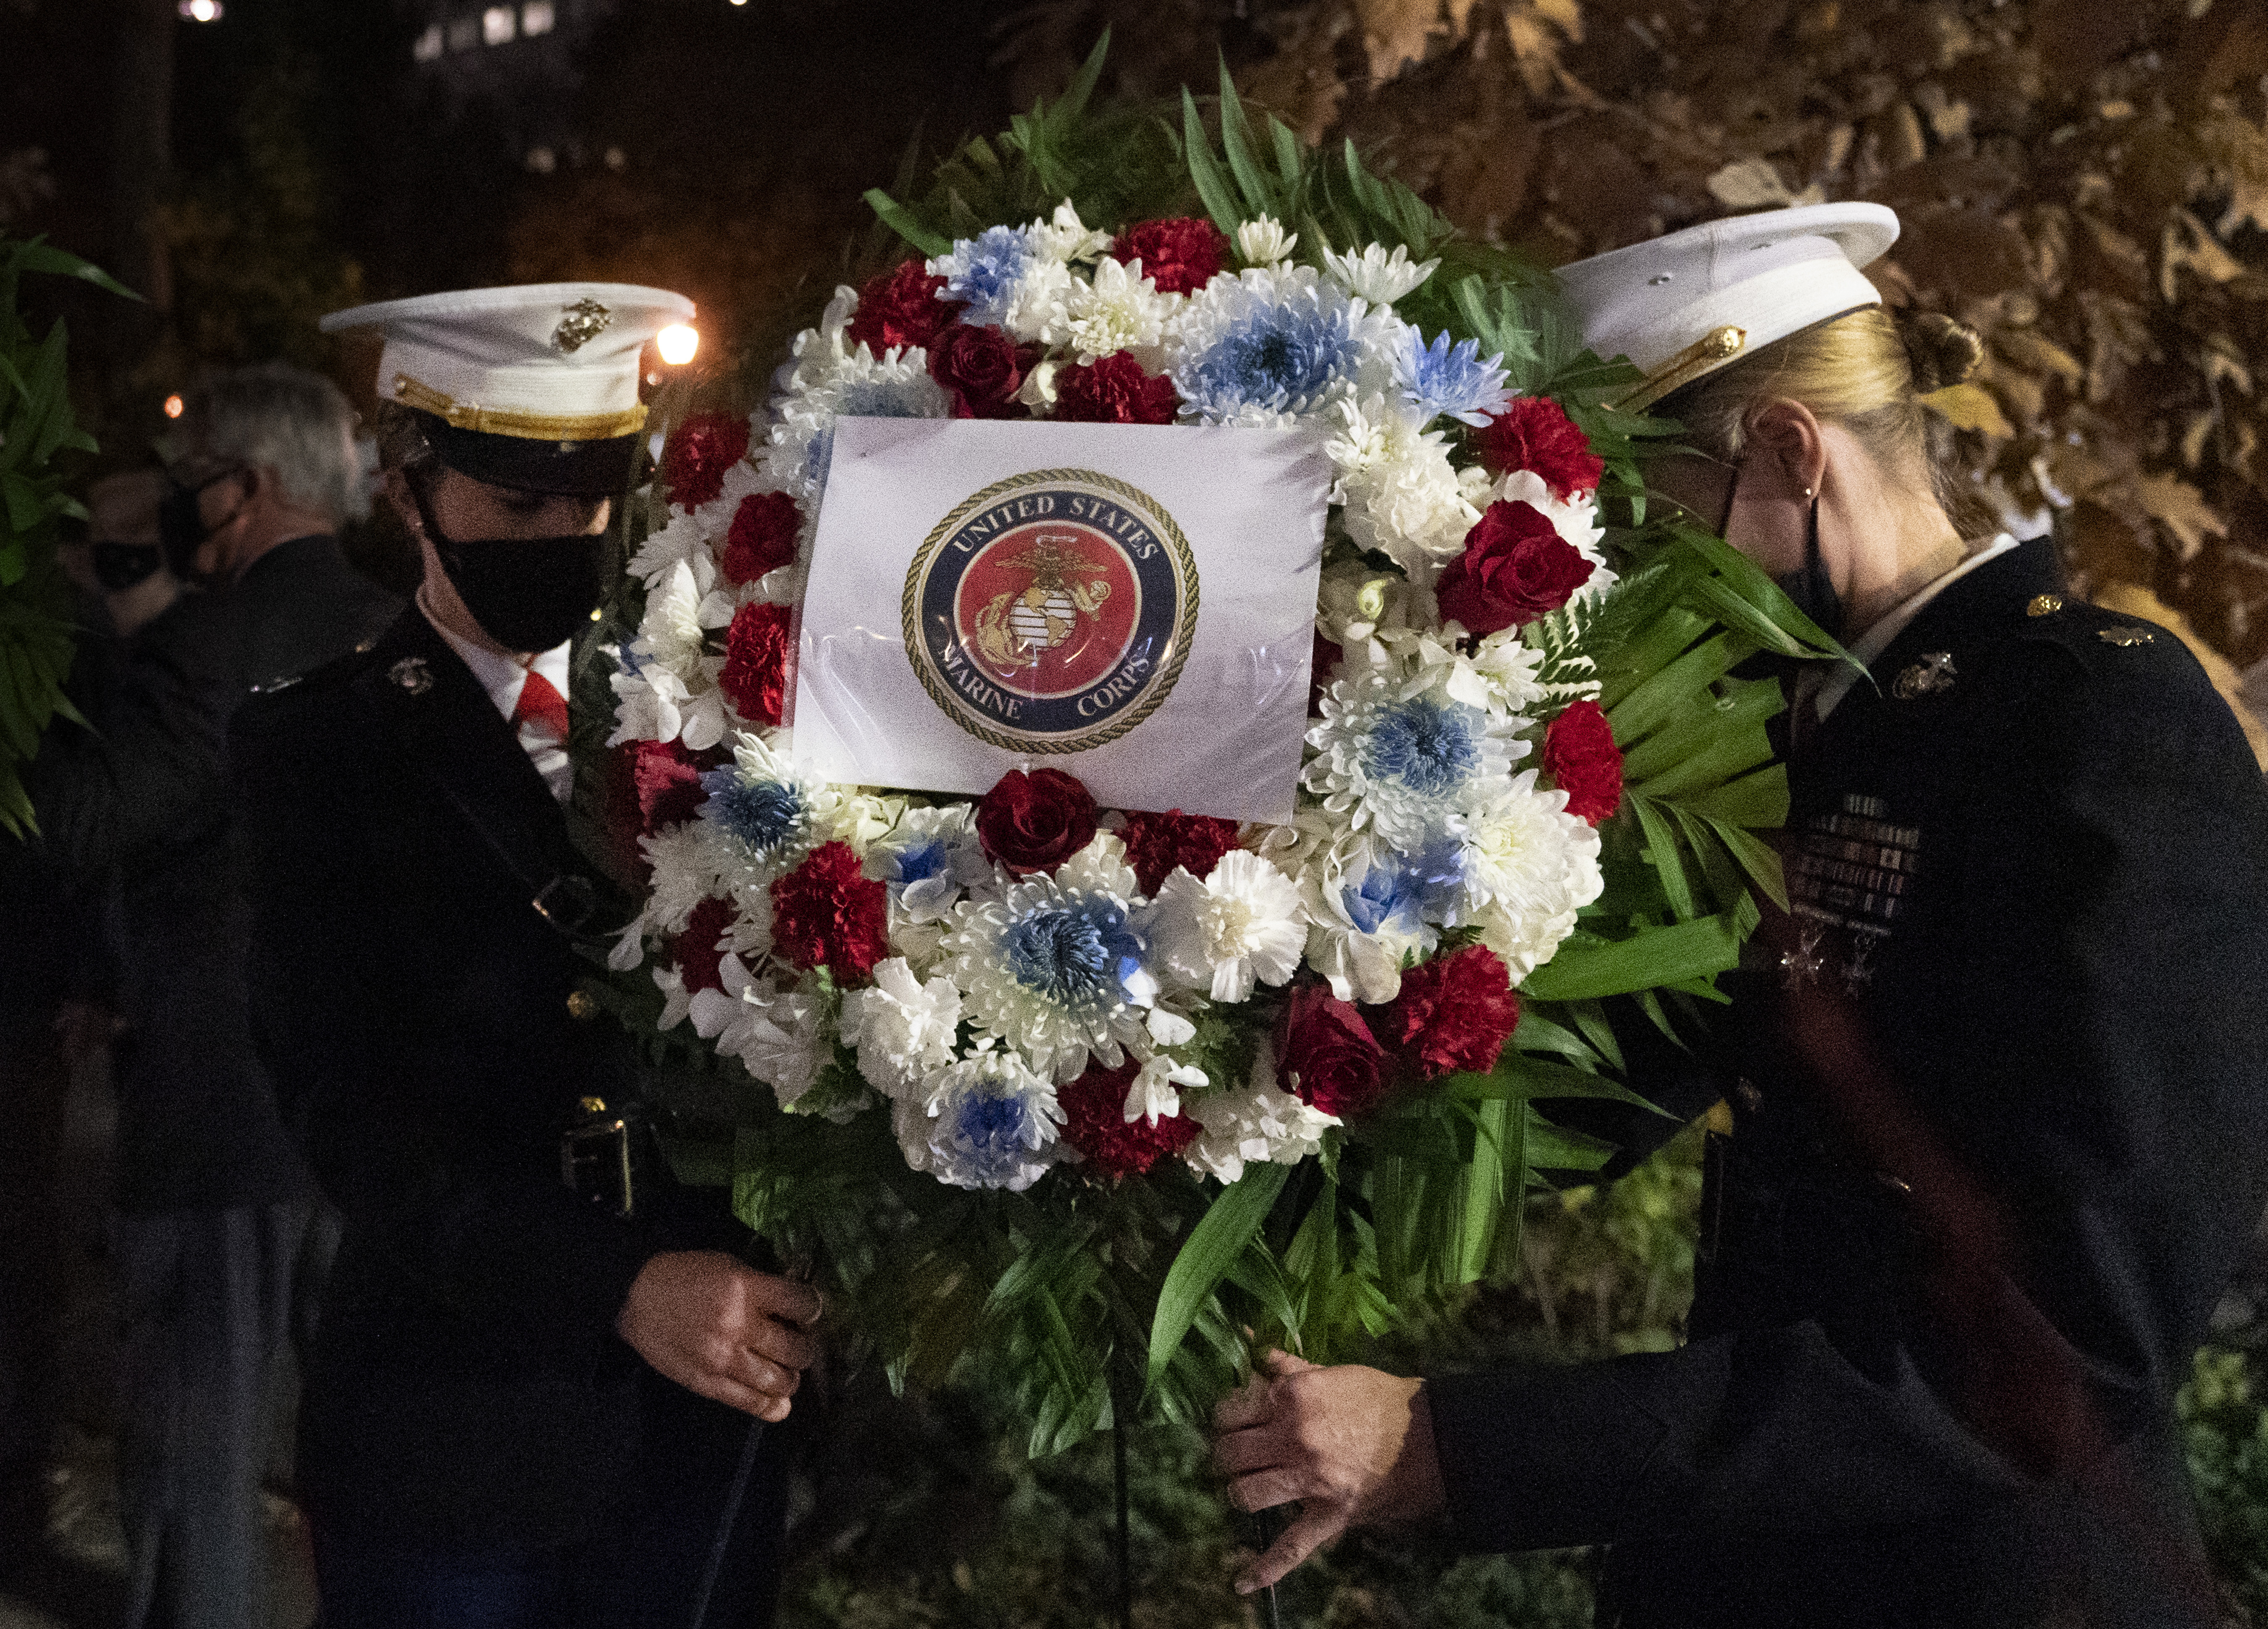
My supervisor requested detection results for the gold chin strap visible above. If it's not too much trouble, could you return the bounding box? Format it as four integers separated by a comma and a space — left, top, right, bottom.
391, 373, 648, 441
1613, 325, 1748, 414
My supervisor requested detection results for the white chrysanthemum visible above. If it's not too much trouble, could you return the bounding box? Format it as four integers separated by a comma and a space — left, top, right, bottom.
1303, 667, 1528, 847
1457, 771, 1605, 981
651, 964, 693, 1031
1166, 264, 1401, 426
901, 1042, 1063, 1191
1034, 200, 1113, 265
1125, 1050, 1209, 1124
942, 871, 1155, 1083
1486, 468, 1617, 601
636, 824, 726, 937
866, 803, 994, 928
1296, 837, 1449, 1005
1149, 850, 1305, 1003
1055, 831, 1141, 902
1234, 215, 1297, 267
695, 731, 840, 884
840, 956, 964, 1098
767, 346, 951, 498
633, 557, 735, 682
1182, 1039, 1339, 1183
1357, 624, 1545, 721
627, 508, 707, 586
1048, 254, 1177, 366
1323, 393, 1476, 574
690, 959, 834, 1109
1322, 243, 1439, 305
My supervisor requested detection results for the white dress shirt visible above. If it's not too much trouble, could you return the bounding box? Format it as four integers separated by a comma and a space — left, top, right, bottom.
418, 593, 575, 803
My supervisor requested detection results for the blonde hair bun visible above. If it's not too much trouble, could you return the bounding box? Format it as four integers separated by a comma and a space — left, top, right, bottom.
1902, 312, 1984, 394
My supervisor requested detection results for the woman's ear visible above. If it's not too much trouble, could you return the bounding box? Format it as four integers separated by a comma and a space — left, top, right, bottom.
1743, 399, 1828, 500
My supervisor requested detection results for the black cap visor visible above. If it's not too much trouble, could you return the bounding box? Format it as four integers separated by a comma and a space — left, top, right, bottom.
416, 412, 642, 497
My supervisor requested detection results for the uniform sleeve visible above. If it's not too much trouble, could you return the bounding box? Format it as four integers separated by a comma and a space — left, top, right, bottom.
1430, 635, 2268, 1551
231, 695, 672, 1368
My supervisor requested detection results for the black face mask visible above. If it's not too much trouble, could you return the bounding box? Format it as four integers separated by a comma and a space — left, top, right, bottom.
93, 541, 165, 591
158, 467, 247, 580
1773, 496, 1845, 645
415, 490, 614, 653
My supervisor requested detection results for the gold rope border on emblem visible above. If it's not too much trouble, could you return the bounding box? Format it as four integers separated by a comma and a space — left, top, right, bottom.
900, 466, 1200, 756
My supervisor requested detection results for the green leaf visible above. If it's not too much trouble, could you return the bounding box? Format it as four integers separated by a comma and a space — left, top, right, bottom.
1146, 1160, 1290, 1391
11, 242, 141, 301
1180, 89, 1243, 236
1520, 911, 1749, 1002
861, 187, 952, 259
1629, 796, 1697, 922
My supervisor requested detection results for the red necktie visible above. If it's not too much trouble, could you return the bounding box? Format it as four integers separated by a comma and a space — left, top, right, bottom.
512, 669, 570, 740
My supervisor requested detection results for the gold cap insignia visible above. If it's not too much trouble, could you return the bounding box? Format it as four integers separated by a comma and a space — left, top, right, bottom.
566, 990, 601, 1023
388, 656, 434, 695
578, 1095, 608, 1115
553, 297, 613, 354
2026, 593, 2064, 617
1892, 651, 1958, 700
2098, 624, 2155, 648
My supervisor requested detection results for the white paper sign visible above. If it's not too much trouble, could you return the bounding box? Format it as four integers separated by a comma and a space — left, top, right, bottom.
791, 418, 1329, 823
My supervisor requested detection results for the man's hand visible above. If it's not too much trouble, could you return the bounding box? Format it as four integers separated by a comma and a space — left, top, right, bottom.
1210, 1351, 1448, 1594
616, 1250, 820, 1423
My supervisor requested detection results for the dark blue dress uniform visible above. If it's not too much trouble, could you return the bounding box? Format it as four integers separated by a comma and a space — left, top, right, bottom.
1427, 535, 2268, 1628
231, 606, 793, 1625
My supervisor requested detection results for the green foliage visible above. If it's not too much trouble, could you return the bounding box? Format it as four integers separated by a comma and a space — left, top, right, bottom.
0, 235, 134, 838
2180, 1345, 2268, 1621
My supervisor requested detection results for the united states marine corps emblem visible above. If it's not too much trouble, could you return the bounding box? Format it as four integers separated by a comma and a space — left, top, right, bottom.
903, 468, 1197, 753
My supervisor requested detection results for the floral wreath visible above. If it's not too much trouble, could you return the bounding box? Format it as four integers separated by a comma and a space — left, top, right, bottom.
578, 48, 1837, 1445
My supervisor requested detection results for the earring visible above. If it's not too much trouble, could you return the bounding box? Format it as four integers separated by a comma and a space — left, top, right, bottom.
1803, 485, 1814, 500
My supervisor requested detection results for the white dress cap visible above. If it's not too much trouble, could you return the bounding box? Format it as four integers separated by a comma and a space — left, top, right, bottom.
1554, 203, 1899, 411
320, 282, 696, 442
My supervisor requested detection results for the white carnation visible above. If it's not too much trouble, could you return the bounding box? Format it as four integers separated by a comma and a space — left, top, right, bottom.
1149, 850, 1305, 1004
1457, 772, 1606, 981
1183, 1039, 1339, 1183
840, 957, 964, 1098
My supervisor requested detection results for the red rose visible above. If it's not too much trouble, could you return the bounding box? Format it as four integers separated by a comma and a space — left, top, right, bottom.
1118, 808, 1242, 897
670, 894, 736, 995
1058, 1057, 1200, 1179
845, 259, 963, 355
1279, 984, 1390, 1121
1473, 396, 1604, 501
770, 841, 889, 984
927, 323, 1028, 419
1053, 352, 1179, 425
1112, 217, 1229, 296
720, 491, 801, 585
1543, 699, 1623, 825
1376, 945, 1520, 1080
717, 601, 793, 727
975, 769, 1099, 876
661, 412, 751, 510
1436, 500, 1596, 635
630, 738, 710, 835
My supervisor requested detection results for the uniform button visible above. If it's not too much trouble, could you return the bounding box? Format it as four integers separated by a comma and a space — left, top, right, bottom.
2026, 593, 2063, 617
566, 989, 601, 1022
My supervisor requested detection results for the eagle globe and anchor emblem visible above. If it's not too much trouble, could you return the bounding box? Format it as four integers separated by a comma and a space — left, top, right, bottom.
904, 469, 1198, 753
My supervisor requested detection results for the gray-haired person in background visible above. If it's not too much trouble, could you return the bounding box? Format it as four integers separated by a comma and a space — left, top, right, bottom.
26, 360, 398, 1629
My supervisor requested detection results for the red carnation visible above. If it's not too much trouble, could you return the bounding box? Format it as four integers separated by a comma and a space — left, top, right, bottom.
630, 738, 709, 835
661, 412, 751, 510
1112, 217, 1230, 296
720, 491, 801, 585
845, 259, 963, 355
976, 769, 1098, 876
1543, 699, 1623, 825
1058, 1057, 1200, 1179
1118, 808, 1242, 897
670, 894, 736, 996
1376, 945, 1520, 1080
1473, 396, 1604, 501
770, 841, 889, 984
717, 601, 793, 727
1436, 500, 1596, 636
1279, 984, 1391, 1121
1053, 352, 1179, 425
927, 323, 1029, 419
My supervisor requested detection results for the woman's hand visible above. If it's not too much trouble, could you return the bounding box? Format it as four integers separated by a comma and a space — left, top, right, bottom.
616, 1250, 820, 1422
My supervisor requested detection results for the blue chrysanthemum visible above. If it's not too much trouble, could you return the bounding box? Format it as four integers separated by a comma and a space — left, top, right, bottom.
1368, 697, 1480, 797
1342, 838, 1466, 934
1397, 329, 1512, 427
928, 226, 1036, 327
944, 875, 1156, 1082
908, 1047, 1064, 1192
1168, 267, 1396, 425
700, 766, 803, 849
1000, 897, 1147, 1006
